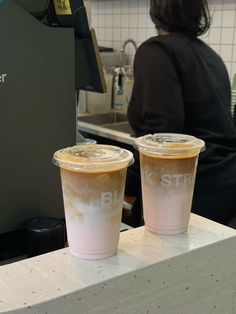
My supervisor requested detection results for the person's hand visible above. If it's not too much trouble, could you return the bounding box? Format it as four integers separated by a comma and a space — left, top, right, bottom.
124, 195, 136, 207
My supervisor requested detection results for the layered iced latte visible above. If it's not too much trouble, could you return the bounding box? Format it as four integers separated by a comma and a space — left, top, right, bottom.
53, 144, 133, 259
135, 134, 205, 234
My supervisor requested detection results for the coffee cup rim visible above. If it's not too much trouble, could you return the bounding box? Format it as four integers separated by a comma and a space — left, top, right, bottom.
134, 133, 205, 156
53, 144, 134, 171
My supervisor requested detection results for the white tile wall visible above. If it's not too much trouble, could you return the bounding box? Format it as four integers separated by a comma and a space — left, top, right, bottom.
91, 0, 236, 81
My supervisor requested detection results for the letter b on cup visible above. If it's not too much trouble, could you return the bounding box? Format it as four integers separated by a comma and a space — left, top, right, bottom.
101, 191, 118, 206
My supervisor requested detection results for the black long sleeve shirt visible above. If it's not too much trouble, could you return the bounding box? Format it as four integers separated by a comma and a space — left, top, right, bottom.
128, 33, 236, 192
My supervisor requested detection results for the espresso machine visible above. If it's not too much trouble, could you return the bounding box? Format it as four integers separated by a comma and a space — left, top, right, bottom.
0, 0, 105, 257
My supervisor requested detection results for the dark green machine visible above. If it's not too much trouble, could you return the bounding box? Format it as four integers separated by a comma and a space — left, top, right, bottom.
0, 0, 105, 249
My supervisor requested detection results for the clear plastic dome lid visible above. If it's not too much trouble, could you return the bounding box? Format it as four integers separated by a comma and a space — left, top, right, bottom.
135, 133, 205, 156
53, 144, 134, 171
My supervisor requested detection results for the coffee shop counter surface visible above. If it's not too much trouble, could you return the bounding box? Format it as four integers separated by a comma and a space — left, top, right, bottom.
0, 214, 236, 313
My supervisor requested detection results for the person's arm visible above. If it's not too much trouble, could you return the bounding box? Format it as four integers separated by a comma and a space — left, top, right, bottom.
128, 41, 185, 136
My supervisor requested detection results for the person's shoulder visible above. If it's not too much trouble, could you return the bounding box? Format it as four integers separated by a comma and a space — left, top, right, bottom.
138, 35, 174, 49
136, 36, 170, 58
195, 38, 222, 59
134, 36, 177, 71
137, 34, 192, 57
157, 33, 194, 52
145, 33, 216, 61
157, 33, 219, 58
137, 36, 160, 50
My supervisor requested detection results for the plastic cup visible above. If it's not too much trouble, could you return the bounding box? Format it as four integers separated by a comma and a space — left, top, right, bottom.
53, 144, 133, 259
135, 133, 205, 235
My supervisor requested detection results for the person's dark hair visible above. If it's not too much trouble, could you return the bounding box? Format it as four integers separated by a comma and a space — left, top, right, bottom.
150, 0, 211, 37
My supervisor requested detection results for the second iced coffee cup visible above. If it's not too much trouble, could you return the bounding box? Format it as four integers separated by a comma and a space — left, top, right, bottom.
53, 144, 133, 260
135, 133, 205, 235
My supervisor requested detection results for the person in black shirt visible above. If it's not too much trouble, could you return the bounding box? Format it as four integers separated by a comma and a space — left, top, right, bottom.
124, 0, 236, 226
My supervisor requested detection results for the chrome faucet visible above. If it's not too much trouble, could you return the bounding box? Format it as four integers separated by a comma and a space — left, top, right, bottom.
120, 38, 138, 54
113, 39, 137, 111
119, 38, 137, 67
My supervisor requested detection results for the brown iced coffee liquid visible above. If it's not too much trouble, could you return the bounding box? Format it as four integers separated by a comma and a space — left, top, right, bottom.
61, 166, 127, 222
140, 152, 198, 189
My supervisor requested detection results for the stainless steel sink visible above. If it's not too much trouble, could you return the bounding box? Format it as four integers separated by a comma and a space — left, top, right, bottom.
78, 112, 128, 125
77, 112, 135, 144
102, 121, 133, 134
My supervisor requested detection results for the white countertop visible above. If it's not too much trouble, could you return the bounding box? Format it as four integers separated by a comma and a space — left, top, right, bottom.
1, 214, 236, 313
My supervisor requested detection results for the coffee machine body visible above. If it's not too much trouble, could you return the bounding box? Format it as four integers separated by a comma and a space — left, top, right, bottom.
0, 0, 76, 234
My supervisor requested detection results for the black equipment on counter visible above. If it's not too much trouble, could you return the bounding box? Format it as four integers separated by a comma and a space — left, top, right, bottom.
45, 0, 106, 92
27, 217, 65, 257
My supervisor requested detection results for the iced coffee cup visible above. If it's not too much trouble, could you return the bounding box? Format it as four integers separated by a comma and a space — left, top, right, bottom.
135, 133, 205, 235
53, 144, 133, 259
